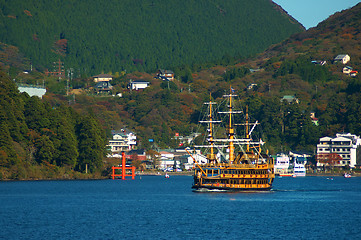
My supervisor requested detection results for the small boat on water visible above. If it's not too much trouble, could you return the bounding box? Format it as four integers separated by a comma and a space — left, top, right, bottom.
344, 173, 351, 178
189, 88, 275, 192
293, 161, 306, 177
279, 172, 293, 177
165, 173, 170, 178
274, 153, 291, 176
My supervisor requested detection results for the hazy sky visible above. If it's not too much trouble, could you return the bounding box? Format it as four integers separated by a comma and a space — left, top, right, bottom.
273, 0, 360, 29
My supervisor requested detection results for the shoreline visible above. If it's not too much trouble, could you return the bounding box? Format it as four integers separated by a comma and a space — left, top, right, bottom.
2, 171, 360, 181
137, 171, 361, 177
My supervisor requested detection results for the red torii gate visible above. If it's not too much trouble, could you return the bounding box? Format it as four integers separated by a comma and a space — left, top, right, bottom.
112, 152, 136, 180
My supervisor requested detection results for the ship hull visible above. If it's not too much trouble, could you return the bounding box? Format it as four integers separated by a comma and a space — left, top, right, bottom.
192, 185, 272, 192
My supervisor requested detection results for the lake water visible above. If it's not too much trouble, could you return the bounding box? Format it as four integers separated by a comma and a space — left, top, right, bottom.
0, 176, 360, 240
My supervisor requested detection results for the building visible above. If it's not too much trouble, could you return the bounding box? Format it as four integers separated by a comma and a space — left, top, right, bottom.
183, 153, 207, 170
17, 84, 46, 98
311, 60, 327, 66
334, 54, 350, 64
310, 112, 319, 126
316, 133, 361, 168
107, 130, 137, 153
129, 80, 150, 90
246, 83, 258, 91
94, 81, 112, 94
126, 149, 147, 161
281, 95, 299, 104
157, 69, 174, 81
172, 149, 204, 170
343, 66, 353, 75
173, 133, 201, 146
93, 74, 113, 83
350, 70, 358, 77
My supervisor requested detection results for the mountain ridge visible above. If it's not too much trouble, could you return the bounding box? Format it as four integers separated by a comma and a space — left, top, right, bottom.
0, 0, 304, 76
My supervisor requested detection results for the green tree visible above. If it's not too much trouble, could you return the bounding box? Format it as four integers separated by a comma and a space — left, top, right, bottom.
34, 135, 55, 164
24, 96, 50, 132
56, 125, 78, 168
48, 106, 79, 168
0, 122, 18, 167
76, 115, 107, 173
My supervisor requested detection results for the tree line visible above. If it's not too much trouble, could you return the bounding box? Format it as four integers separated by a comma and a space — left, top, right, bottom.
0, 70, 107, 179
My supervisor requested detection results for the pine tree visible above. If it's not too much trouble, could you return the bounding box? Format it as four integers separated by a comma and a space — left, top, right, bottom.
0, 122, 18, 167
34, 135, 55, 164
76, 115, 106, 173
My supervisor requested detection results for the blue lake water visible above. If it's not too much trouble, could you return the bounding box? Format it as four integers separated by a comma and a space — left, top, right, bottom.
0, 176, 361, 240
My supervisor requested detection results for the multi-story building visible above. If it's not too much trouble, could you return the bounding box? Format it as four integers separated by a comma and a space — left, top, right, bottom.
108, 130, 137, 153
316, 133, 361, 168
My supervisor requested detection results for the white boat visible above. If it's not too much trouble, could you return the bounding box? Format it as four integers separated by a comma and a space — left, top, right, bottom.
293, 162, 306, 177
274, 153, 291, 176
344, 173, 351, 178
165, 173, 170, 178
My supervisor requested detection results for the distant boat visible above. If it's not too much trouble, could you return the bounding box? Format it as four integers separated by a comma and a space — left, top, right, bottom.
165, 173, 170, 178
344, 173, 351, 178
274, 153, 290, 176
293, 161, 306, 177
279, 172, 293, 177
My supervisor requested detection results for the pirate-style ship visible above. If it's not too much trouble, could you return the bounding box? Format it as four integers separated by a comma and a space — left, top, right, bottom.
189, 88, 275, 192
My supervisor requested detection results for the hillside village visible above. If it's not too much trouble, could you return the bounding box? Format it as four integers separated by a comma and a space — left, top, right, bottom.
11, 42, 361, 176
1, 2, 361, 180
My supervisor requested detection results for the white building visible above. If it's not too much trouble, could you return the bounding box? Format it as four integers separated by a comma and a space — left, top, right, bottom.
93, 74, 113, 83
316, 133, 361, 168
334, 54, 350, 64
173, 132, 201, 145
17, 85, 46, 98
183, 153, 208, 170
107, 130, 137, 153
129, 80, 150, 90
158, 151, 176, 170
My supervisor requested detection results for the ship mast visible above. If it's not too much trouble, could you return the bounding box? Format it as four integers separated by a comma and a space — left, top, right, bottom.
207, 94, 217, 164
198, 94, 220, 164
219, 87, 238, 164
246, 106, 250, 152
228, 88, 235, 163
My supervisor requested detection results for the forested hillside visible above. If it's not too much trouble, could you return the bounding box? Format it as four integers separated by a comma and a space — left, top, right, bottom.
1, 2, 361, 179
0, 0, 303, 76
58, 2, 361, 155
0, 71, 108, 180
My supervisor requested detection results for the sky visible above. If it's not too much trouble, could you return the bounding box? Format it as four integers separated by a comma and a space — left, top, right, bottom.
273, 0, 361, 29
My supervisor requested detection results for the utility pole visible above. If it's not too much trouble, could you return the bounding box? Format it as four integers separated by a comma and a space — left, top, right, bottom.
66, 68, 73, 96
